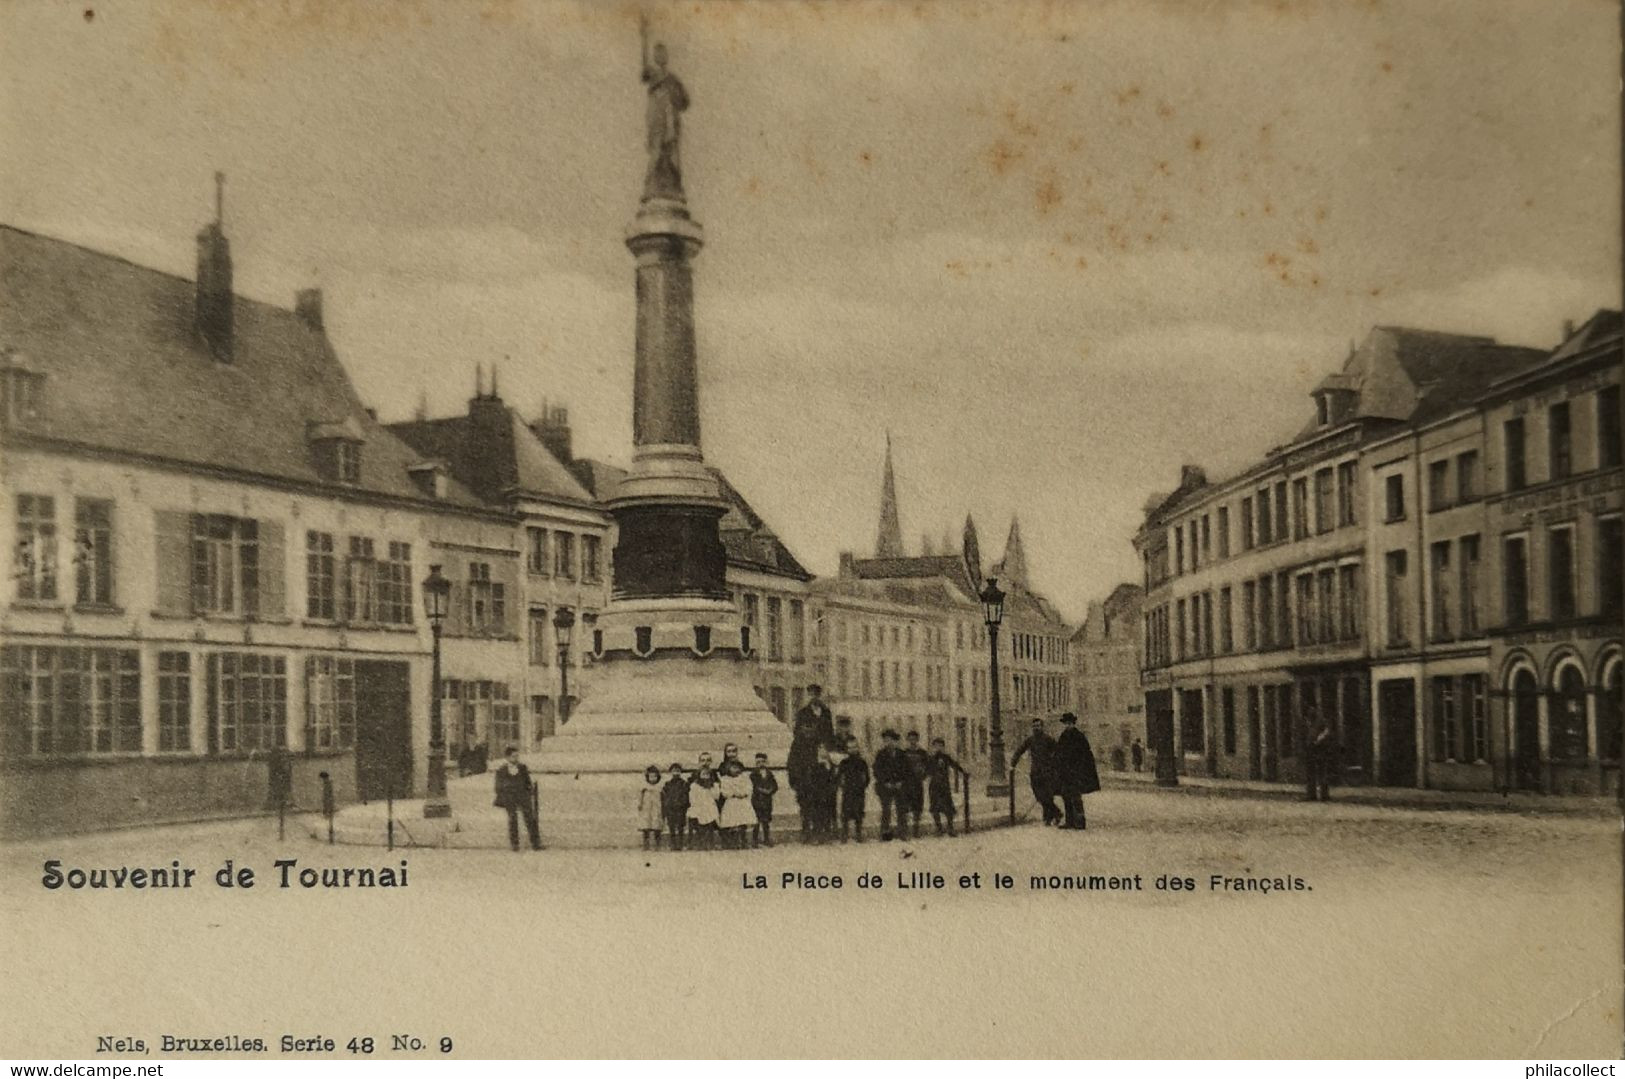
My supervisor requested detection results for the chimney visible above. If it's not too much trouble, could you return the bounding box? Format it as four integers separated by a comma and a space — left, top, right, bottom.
195, 171, 234, 363
531, 399, 573, 464
295, 288, 324, 331
1562, 319, 1576, 341
838, 551, 856, 578
1179, 464, 1208, 489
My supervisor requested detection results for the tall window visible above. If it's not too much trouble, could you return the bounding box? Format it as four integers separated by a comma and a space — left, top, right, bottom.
468, 562, 506, 635
1459, 535, 1481, 636
1241, 496, 1255, 549
1384, 550, 1408, 646
1503, 535, 1528, 626
553, 532, 576, 580
1295, 573, 1314, 646
73, 499, 113, 606
208, 652, 287, 754
191, 514, 260, 617
1600, 385, 1622, 469
1316, 568, 1335, 643
158, 651, 191, 752
1189, 520, 1200, 569
1274, 482, 1288, 544
1275, 572, 1291, 649
1431, 676, 1458, 762
1427, 460, 1450, 512
1258, 576, 1275, 648
1217, 506, 1231, 558
1, 645, 141, 756
766, 597, 783, 661
1256, 488, 1272, 545
1313, 468, 1333, 533
1222, 688, 1237, 755
1429, 541, 1452, 640
345, 537, 377, 623
581, 535, 603, 583
378, 542, 413, 626
1175, 599, 1186, 661
1336, 461, 1358, 526
306, 531, 336, 619
788, 599, 805, 663
1505, 417, 1527, 491
1201, 592, 1214, 657
1291, 477, 1309, 539
1173, 526, 1184, 575
1549, 401, 1572, 481
1463, 674, 1488, 763
1384, 474, 1405, 522
305, 655, 356, 751
15, 494, 58, 601
528, 607, 549, 666
1200, 515, 1211, 562
1219, 587, 1233, 653
1242, 580, 1257, 650
1456, 451, 1480, 503
526, 528, 549, 575
1601, 517, 1623, 620
1548, 526, 1576, 620
1337, 563, 1361, 640
742, 593, 759, 632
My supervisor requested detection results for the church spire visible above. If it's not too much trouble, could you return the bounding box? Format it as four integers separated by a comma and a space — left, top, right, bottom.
874, 433, 904, 558
961, 513, 983, 592
999, 515, 1029, 590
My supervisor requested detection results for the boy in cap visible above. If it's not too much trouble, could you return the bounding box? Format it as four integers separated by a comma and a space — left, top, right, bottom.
660, 762, 690, 851
926, 736, 969, 837
871, 728, 911, 841
750, 752, 779, 847
835, 735, 871, 842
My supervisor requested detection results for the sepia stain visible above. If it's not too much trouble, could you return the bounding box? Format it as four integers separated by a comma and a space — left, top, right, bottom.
1059, 81, 1074, 95
83, 8, 94, 22
1297, 235, 1319, 255
858, 150, 874, 167
985, 139, 1024, 176
1035, 177, 1063, 214
1156, 100, 1176, 120
1115, 85, 1142, 106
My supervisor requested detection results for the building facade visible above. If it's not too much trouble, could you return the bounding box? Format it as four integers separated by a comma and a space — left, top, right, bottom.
1071, 583, 1144, 770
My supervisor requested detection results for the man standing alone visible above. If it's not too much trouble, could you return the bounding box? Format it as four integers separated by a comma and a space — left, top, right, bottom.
1010, 718, 1060, 825
493, 746, 542, 851
1054, 713, 1100, 831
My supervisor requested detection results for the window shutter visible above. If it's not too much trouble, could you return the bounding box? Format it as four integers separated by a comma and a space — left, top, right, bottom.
259, 520, 285, 619
153, 510, 192, 616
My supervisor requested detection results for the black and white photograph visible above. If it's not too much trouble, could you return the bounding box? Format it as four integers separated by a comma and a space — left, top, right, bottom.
0, 0, 1620, 1062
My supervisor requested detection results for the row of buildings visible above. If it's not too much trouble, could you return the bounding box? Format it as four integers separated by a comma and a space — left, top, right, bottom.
1133, 317, 1622, 797
0, 209, 1079, 837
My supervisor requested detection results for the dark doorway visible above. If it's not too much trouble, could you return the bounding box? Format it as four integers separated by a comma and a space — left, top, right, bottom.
1512, 669, 1542, 792
1145, 689, 1176, 783
355, 660, 413, 803
1377, 679, 1416, 787
1246, 686, 1263, 780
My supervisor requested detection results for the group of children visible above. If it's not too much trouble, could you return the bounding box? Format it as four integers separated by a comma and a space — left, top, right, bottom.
637, 746, 779, 850
637, 732, 971, 850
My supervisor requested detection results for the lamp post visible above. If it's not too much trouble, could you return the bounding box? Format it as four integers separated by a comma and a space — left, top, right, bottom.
422, 564, 452, 819
980, 576, 1009, 797
553, 606, 577, 727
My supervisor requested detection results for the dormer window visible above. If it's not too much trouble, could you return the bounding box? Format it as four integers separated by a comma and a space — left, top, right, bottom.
307, 418, 366, 485
1316, 394, 1330, 427
2, 352, 45, 429
407, 460, 449, 499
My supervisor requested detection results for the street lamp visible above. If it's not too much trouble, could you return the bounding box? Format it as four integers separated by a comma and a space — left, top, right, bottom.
421, 564, 452, 819
553, 606, 577, 727
980, 576, 1009, 797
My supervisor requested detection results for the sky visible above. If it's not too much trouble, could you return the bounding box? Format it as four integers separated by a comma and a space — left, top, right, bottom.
3, 0, 1619, 622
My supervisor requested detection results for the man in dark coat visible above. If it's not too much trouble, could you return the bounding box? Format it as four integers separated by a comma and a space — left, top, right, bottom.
492, 746, 541, 851
901, 730, 930, 839
1054, 713, 1101, 830
1304, 722, 1336, 802
871, 729, 911, 841
802, 747, 839, 844
661, 762, 690, 851
1010, 718, 1061, 825
835, 738, 871, 843
1131, 738, 1145, 773
787, 685, 835, 807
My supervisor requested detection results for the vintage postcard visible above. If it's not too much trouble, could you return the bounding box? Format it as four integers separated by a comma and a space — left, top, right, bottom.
1, 0, 1620, 1062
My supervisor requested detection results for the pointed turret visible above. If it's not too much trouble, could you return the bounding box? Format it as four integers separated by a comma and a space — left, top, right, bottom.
961, 514, 983, 592
999, 516, 1030, 591
875, 433, 904, 558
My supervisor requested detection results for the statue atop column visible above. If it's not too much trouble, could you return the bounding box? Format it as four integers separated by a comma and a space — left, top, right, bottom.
640, 15, 689, 203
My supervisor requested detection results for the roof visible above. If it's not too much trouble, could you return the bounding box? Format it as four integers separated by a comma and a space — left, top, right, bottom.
849, 554, 980, 597
1532, 309, 1622, 368
0, 224, 485, 510
388, 401, 596, 508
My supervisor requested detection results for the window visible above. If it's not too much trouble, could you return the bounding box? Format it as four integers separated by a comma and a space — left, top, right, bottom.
1384, 550, 1408, 647
1427, 460, 1450, 512
1429, 541, 1452, 640
1256, 488, 1272, 545
1174, 599, 1187, 661
838, 657, 850, 698
766, 597, 783, 661
1316, 568, 1335, 643
1548, 526, 1576, 620
1242, 581, 1257, 650
14, 494, 58, 602
158, 651, 191, 752
208, 652, 287, 754
1274, 482, 1288, 543
1463, 674, 1487, 763
1337, 563, 1361, 640
1, 645, 141, 756
191, 514, 260, 617
1456, 451, 1480, 503
1257, 576, 1275, 649
1201, 592, 1214, 658
1217, 506, 1230, 558
345, 537, 377, 624
1459, 535, 1481, 635
1240, 496, 1255, 550
468, 562, 506, 636
1275, 571, 1291, 648
1295, 573, 1314, 646
1174, 526, 1184, 575
1219, 587, 1233, 653
742, 593, 759, 633
1200, 515, 1211, 562
1222, 688, 1237, 755
1601, 517, 1623, 620
1600, 385, 1622, 469
2, 363, 45, 427
1292, 477, 1309, 539
1549, 401, 1572, 481
1553, 665, 1589, 761
1336, 461, 1358, 526
581, 534, 603, 583
305, 655, 355, 751
529, 608, 549, 666
526, 528, 549, 575
378, 542, 413, 626
336, 440, 361, 484
1189, 521, 1200, 570
862, 660, 874, 698
554, 532, 576, 580
1179, 689, 1205, 753
1313, 468, 1333, 533
788, 600, 805, 664
1431, 676, 1458, 762
1599, 661, 1622, 764
1505, 417, 1527, 491
305, 531, 336, 620
1503, 535, 1528, 627
1383, 474, 1405, 522
74, 499, 113, 606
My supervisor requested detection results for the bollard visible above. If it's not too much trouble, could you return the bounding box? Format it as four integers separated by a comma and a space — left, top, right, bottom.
531, 779, 543, 850
961, 769, 971, 835
1007, 767, 1016, 826
319, 771, 335, 845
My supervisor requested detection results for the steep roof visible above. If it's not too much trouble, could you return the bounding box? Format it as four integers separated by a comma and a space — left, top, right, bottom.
0, 224, 485, 510
874, 433, 904, 558
850, 554, 979, 597
388, 401, 596, 508
1533, 309, 1622, 367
